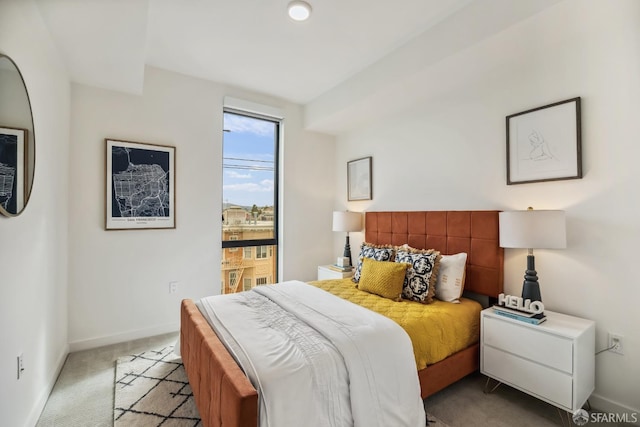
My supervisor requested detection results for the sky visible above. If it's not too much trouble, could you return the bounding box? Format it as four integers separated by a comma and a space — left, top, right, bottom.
222, 112, 276, 207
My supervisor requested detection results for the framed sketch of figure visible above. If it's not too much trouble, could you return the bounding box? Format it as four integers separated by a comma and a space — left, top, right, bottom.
506, 97, 582, 185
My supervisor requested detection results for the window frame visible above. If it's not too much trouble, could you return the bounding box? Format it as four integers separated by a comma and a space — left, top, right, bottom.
243, 247, 252, 259
256, 245, 268, 259
221, 108, 280, 280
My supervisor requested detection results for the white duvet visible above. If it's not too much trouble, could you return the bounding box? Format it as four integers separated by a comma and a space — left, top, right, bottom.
198, 280, 426, 427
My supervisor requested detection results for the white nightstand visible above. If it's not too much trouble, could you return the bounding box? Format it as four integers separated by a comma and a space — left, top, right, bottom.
481, 307, 595, 413
317, 265, 354, 280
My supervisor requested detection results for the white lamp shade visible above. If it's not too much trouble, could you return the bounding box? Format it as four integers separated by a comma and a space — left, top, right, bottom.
332, 211, 362, 232
499, 210, 566, 249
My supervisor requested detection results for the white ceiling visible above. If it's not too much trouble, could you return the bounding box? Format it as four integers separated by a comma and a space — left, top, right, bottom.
34, 0, 562, 132
145, 0, 473, 104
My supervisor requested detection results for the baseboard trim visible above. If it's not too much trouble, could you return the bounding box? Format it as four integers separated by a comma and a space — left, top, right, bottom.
589, 393, 640, 426
68, 323, 179, 352
27, 344, 69, 427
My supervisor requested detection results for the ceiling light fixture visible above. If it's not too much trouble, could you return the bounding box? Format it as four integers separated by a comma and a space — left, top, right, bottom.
288, 1, 312, 21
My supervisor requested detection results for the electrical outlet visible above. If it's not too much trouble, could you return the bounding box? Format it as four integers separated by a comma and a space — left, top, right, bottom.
17, 354, 24, 380
169, 281, 179, 294
609, 333, 624, 355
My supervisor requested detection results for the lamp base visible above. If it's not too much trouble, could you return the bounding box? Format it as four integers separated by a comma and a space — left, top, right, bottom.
521, 254, 542, 302
342, 235, 352, 267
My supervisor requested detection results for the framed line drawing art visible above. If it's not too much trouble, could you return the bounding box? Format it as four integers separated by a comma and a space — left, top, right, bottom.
347, 156, 372, 201
106, 139, 175, 230
0, 126, 26, 215
506, 97, 582, 185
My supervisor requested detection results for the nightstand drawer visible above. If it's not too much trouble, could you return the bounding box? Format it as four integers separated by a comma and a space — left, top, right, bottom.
483, 346, 573, 410
317, 265, 354, 280
483, 316, 573, 373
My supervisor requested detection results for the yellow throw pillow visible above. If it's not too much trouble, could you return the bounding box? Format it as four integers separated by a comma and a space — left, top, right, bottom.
358, 258, 409, 301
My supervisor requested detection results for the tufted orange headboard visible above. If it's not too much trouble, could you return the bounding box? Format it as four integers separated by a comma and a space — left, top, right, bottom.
364, 211, 504, 298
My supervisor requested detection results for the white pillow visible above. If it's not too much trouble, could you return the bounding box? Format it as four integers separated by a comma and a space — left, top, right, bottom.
435, 253, 467, 303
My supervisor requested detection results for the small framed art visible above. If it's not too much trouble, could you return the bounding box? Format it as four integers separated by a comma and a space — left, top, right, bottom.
106, 139, 175, 230
347, 156, 372, 201
506, 97, 582, 185
0, 126, 26, 215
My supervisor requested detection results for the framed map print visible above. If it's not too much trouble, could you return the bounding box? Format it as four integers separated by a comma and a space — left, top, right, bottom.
106, 139, 175, 230
0, 127, 26, 215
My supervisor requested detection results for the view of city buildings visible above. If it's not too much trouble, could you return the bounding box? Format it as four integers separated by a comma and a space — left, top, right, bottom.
221, 110, 278, 294
221, 205, 276, 294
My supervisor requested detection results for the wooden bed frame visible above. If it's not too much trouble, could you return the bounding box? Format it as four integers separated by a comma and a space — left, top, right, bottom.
181, 210, 503, 427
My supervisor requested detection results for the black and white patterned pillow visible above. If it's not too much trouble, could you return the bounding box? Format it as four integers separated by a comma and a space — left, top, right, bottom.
352, 243, 395, 283
395, 248, 441, 303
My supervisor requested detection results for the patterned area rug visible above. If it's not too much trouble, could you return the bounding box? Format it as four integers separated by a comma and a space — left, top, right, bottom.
114, 345, 201, 426
114, 345, 450, 427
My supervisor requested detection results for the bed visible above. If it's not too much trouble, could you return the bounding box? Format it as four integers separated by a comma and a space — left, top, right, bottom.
180, 210, 503, 427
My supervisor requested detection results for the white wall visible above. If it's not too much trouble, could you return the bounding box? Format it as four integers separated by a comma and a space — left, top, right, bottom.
334, 0, 640, 416
3, 0, 636, 424
68, 66, 336, 349
0, 1, 70, 426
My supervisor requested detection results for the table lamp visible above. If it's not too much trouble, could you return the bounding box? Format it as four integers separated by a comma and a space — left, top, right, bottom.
332, 211, 362, 268
499, 208, 566, 302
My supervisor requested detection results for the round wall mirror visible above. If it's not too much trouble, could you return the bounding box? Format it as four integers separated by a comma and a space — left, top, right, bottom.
0, 53, 35, 217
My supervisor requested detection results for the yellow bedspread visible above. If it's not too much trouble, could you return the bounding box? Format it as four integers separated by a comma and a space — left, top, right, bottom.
308, 278, 481, 370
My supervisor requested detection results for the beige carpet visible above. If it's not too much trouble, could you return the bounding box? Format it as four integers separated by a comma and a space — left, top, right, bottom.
114, 345, 450, 427
427, 413, 451, 427
41, 332, 633, 427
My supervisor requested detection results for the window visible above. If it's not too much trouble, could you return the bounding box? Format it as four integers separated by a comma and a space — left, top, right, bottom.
256, 246, 268, 259
243, 278, 252, 291
221, 110, 279, 294
228, 235, 239, 252
229, 271, 237, 292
